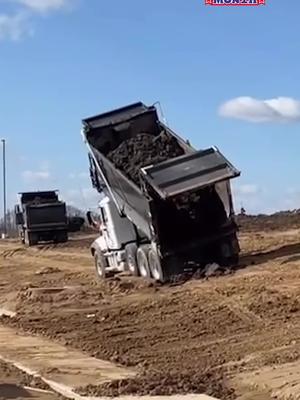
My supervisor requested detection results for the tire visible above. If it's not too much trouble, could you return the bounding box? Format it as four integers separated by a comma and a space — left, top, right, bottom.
19, 232, 25, 244
125, 244, 139, 276
56, 231, 68, 243
94, 251, 107, 280
31, 234, 38, 246
148, 248, 167, 283
24, 232, 28, 246
20, 229, 25, 245
223, 254, 239, 267
220, 236, 240, 267
137, 246, 151, 279
25, 232, 38, 247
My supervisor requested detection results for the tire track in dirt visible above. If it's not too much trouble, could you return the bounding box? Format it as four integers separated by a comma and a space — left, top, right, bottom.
1, 247, 92, 272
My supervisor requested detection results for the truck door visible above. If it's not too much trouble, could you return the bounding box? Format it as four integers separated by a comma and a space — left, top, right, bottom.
14, 205, 24, 226
100, 207, 115, 250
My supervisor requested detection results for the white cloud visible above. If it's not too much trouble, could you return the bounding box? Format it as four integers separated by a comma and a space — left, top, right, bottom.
78, 172, 89, 179
63, 187, 100, 210
219, 96, 300, 123
22, 170, 51, 182
16, 0, 72, 13
235, 184, 260, 195
283, 188, 300, 211
0, 0, 77, 41
231, 185, 300, 215
232, 183, 263, 214
0, 11, 32, 41
69, 172, 89, 180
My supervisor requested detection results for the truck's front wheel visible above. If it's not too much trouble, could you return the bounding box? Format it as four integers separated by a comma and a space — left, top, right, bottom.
94, 251, 106, 280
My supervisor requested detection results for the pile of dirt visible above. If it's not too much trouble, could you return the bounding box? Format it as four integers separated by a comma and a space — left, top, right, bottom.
107, 132, 184, 185
13, 274, 157, 316
237, 210, 300, 232
77, 370, 235, 399
35, 267, 62, 275
37, 235, 95, 250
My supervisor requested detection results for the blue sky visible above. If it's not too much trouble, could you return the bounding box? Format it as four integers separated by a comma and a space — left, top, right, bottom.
0, 0, 300, 214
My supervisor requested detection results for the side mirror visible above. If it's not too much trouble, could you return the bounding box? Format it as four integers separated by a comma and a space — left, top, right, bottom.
86, 211, 102, 233
86, 211, 94, 226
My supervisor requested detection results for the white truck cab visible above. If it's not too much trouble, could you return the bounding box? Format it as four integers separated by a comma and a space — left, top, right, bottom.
90, 196, 137, 278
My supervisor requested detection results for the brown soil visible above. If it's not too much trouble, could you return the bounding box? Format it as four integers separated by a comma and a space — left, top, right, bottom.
0, 225, 300, 399
237, 210, 300, 232
77, 370, 235, 398
0, 360, 60, 400
0, 360, 49, 390
107, 131, 184, 185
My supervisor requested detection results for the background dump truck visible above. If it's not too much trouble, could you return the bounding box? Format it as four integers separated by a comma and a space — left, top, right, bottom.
15, 191, 68, 246
83, 102, 241, 282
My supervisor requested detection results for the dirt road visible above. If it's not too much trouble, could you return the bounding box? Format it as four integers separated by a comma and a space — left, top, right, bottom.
0, 227, 300, 399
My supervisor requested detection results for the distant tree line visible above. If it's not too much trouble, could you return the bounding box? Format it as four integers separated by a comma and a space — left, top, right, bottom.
0, 209, 17, 237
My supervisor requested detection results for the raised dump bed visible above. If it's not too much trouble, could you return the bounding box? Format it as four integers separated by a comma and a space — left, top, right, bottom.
83, 102, 241, 282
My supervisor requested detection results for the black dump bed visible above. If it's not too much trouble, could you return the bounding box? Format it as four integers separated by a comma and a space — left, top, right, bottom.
83, 102, 240, 239
25, 203, 67, 228
19, 191, 67, 230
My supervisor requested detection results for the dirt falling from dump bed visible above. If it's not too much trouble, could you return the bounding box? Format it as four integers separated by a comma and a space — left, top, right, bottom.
107, 132, 184, 185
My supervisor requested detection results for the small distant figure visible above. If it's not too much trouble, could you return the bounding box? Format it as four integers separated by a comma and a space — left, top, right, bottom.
240, 207, 246, 216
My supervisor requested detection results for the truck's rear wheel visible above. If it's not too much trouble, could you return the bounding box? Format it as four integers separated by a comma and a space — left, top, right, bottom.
94, 251, 106, 280
148, 249, 167, 283
137, 246, 151, 279
24, 232, 29, 246
25, 232, 38, 246
20, 229, 25, 244
125, 244, 139, 276
55, 231, 68, 243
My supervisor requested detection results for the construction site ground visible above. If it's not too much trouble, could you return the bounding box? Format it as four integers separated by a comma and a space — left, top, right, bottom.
0, 359, 61, 399
0, 219, 300, 400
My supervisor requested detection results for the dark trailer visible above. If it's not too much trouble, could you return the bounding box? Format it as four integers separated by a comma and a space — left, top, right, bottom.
15, 190, 68, 246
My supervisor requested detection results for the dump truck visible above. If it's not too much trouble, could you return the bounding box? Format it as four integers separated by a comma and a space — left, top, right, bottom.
82, 102, 241, 282
15, 191, 68, 246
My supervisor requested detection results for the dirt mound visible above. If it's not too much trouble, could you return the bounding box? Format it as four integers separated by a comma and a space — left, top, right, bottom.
14, 275, 156, 315
77, 370, 235, 399
107, 132, 184, 185
35, 267, 61, 275
237, 211, 300, 232
36, 235, 95, 251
